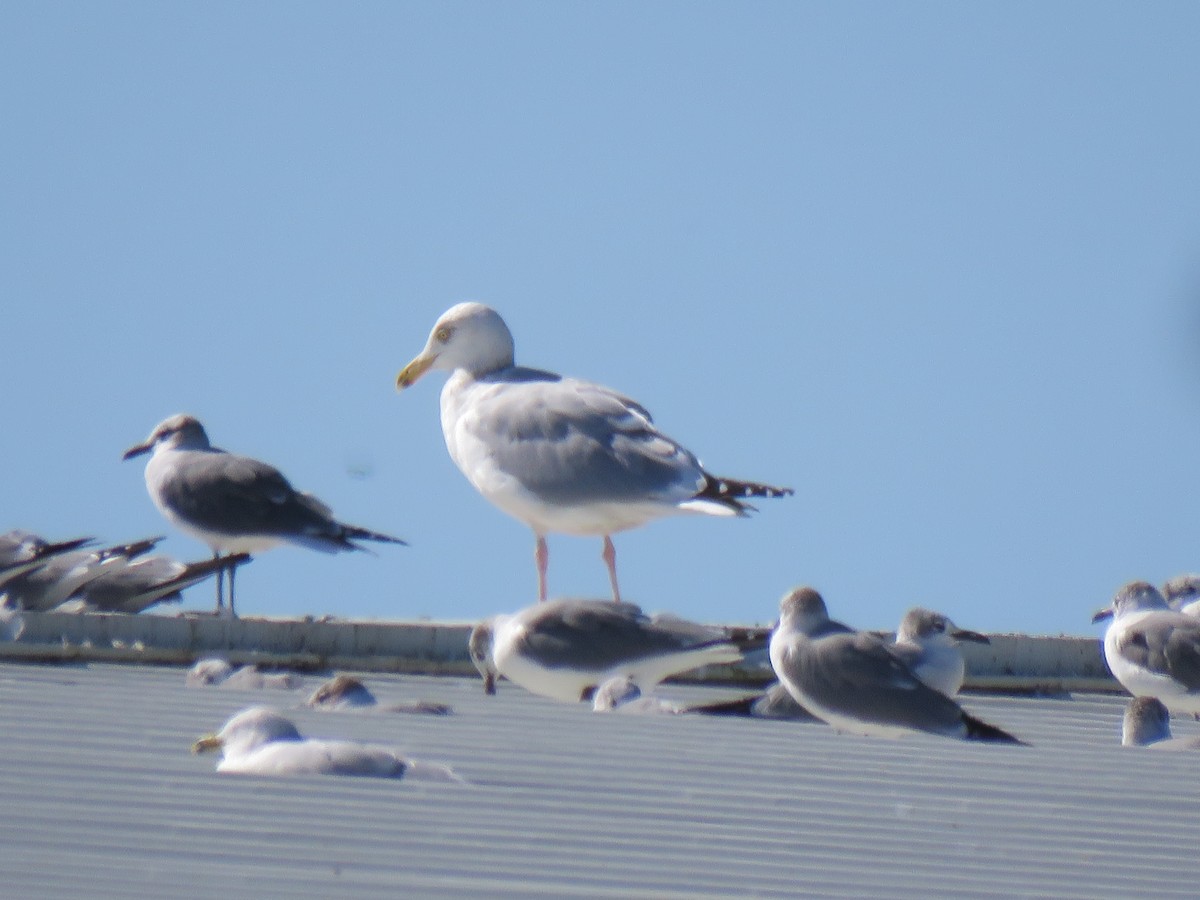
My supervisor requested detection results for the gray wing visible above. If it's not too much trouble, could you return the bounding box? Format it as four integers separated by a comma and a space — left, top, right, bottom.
70, 555, 184, 611
1116, 613, 1200, 690
0, 530, 42, 569
75, 554, 244, 613
785, 632, 969, 736
2, 547, 124, 611
517, 599, 729, 671
161, 449, 348, 543
313, 741, 408, 777
0, 533, 94, 587
467, 368, 706, 505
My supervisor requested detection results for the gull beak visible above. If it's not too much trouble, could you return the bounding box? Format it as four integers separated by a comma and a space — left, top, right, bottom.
122, 441, 153, 461
482, 672, 496, 695
191, 734, 223, 754
1091, 606, 1114, 624
951, 628, 990, 645
396, 352, 437, 390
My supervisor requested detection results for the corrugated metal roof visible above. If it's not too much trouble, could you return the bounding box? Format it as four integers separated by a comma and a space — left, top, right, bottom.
2, 658, 1197, 898
2, 610, 1116, 692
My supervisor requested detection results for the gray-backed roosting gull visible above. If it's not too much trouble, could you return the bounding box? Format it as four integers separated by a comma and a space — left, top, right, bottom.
769, 587, 1024, 744
0, 531, 95, 591
1093, 580, 1200, 716
890, 607, 989, 697
468, 598, 746, 701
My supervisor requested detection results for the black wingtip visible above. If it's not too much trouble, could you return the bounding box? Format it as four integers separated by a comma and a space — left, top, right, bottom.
341, 525, 408, 548
682, 695, 759, 717
39, 536, 97, 558
698, 475, 795, 513
964, 713, 1029, 746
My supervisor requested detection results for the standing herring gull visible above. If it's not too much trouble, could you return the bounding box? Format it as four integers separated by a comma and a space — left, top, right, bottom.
396, 302, 792, 603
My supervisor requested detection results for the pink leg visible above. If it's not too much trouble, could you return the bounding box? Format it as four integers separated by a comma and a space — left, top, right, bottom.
601, 535, 623, 604
535, 535, 549, 602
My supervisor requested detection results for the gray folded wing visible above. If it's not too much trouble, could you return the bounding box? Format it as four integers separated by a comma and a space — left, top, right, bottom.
73, 554, 247, 613
466, 368, 706, 505
159, 449, 349, 542
1114, 612, 1200, 690
515, 599, 732, 671
2, 539, 161, 611
784, 632, 972, 736
0, 532, 95, 589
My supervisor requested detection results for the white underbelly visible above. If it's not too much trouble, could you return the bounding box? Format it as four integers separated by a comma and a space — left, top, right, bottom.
493, 641, 596, 703
1106, 633, 1200, 713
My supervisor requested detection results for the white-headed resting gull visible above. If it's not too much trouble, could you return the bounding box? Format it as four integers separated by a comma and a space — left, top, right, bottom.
591, 675, 683, 714
1161, 573, 1200, 617
769, 587, 1025, 744
305, 674, 453, 716
1122, 696, 1200, 750
0, 536, 163, 611
1093, 580, 1200, 716
184, 657, 300, 690
395, 302, 793, 604
0, 531, 95, 591
123, 414, 406, 616
889, 607, 990, 697
191, 707, 462, 781
467, 598, 745, 702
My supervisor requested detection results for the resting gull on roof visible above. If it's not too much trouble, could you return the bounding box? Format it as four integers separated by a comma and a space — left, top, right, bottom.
468, 598, 745, 702
0, 531, 95, 590
67, 553, 248, 614
1162, 573, 1200, 617
1121, 696, 1200, 750
1093, 580, 1200, 716
890, 607, 989, 697
0, 537, 162, 611
305, 674, 453, 715
191, 707, 462, 780
769, 587, 1024, 744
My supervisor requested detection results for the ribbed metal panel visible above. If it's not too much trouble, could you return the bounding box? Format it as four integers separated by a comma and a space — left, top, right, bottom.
1, 660, 1195, 898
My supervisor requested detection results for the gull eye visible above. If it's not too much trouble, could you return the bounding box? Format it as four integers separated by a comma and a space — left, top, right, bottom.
435, 325, 453, 343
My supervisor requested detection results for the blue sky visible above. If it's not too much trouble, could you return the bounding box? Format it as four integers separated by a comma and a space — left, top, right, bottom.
3, 3, 1200, 635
